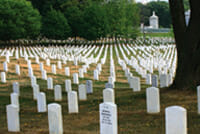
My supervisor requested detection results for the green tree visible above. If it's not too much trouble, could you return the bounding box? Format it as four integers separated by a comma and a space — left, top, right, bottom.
105, 0, 126, 38
125, 2, 140, 39
41, 9, 71, 39
137, 2, 151, 26
183, 0, 190, 10
28, 0, 67, 15
61, 0, 84, 43
106, 0, 139, 39
0, 0, 41, 41
80, 2, 109, 41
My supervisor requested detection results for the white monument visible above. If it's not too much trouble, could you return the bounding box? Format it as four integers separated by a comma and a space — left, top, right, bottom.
149, 11, 159, 29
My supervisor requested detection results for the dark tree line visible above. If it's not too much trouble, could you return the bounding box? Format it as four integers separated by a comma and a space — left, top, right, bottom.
0, 0, 140, 41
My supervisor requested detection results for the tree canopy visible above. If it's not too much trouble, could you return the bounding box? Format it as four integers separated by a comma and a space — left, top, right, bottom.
0, 0, 140, 41
61, 0, 84, 39
105, 0, 140, 39
0, 0, 41, 41
80, 2, 109, 40
41, 9, 71, 40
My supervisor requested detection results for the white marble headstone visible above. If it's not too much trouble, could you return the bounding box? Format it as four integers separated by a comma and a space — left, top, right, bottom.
73, 73, 79, 84
68, 91, 79, 113
37, 92, 47, 112
100, 102, 117, 134
47, 77, 53, 90
6, 104, 20, 132
146, 87, 160, 113
48, 103, 63, 134
165, 106, 187, 134
103, 88, 115, 103
1, 72, 6, 83
54, 85, 62, 101
13, 82, 20, 95
78, 84, 87, 101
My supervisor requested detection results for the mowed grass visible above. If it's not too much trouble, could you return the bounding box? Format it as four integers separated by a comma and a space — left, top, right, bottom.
0, 46, 199, 134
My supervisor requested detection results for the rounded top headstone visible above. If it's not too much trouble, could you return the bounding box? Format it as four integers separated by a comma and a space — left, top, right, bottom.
165, 106, 186, 113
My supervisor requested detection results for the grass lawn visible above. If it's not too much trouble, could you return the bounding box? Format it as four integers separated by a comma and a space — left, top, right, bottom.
0, 45, 199, 134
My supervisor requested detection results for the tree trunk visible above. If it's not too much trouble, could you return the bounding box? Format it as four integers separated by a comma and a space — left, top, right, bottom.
169, 0, 200, 89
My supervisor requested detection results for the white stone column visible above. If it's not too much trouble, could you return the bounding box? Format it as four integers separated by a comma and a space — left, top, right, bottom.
68, 91, 79, 113
160, 74, 168, 88
6, 104, 20, 132
146, 74, 152, 85
65, 67, 70, 76
65, 80, 72, 92
13, 82, 20, 95
152, 75, 158, 87
27, 60, 32, 68
73, 73, 79, 84
15, 51, 19, 60
42, 70, 47, 80
130, 77, 141, 92
57, 61, 62, 69
55, 85, 62, 101
33, 84, 40, 100
31, 76, 37, 87
16, 65, 20, 75
46, 59, 50, 66
37, 92, 47, 112
47, 77, 53, 90
94, 70, 99, 80
35, 56, 39, 64
78, 84, 87, 101
100, 102, 117, 134
108, 76, 115, 88
79, 68, 84, 78
52, 64, 56, 74
103, 88, 115, 103
6, 53, 10, 62
146, 87, 160, 113
3, 61, 8, 72
1, 72, 6, 83
48, 103, 63, 134
28, 67, 33, 77
40, 62, 44, 71
11, 93, 19, 109
165, 106, 187, 134
86, 80, 93, 94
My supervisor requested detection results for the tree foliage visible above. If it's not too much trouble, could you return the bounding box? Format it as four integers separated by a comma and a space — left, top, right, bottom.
105, 0, 140, 38
28, 0, 67, 15
137, 3, 151, 26
0, 0, 140, 41
183, 0, 190, 10
41, 9, 71, 40
0, 0, 41, 41
80, 2, 109, 40
61, 0, 83, 39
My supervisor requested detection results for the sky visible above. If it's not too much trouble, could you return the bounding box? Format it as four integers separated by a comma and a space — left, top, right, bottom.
136, 0, 168, 4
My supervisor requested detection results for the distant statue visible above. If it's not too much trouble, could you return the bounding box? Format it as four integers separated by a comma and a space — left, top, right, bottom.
185, 10, 190, 26
149, 11, 159, 29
